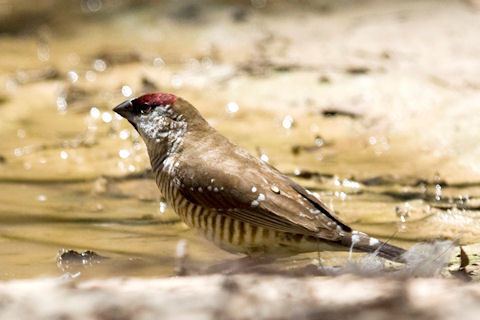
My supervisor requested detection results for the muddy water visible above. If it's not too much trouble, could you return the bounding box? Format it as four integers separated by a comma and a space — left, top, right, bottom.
1, 0, 480, 279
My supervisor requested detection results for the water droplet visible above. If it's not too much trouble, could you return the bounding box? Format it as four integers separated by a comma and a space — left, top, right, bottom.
159, 201, 167, 214
81, 0, 103, 13
368, 136, 377, 145
119, 129, 130, 140
226, 101, 239, 113
395, 203, 411, 231
282, 115, 294, 129
153, 57, 165, 67
260, 153, 269, 163
118, 149, 130, 159
176, 239, 187, 258
314, 135, 324, 147
257, 193, 266, 201
37, 194, 47, 202
13, 148, 24, 157
121, 85, 133, 97
37, 43, 50, 62
435, 184, 442, 201
101, 112, 113, 123
251, 200, 259, 207
67, 71, 79, 83
171, 75, 183, 88
85, 70, 96, 82
334, 191, 347, 201
251, 186, 257, 193
60, 151, 69, 160
56, 96, 68, 112
17, 129, 26, 139
93, 59, 107, 72
89, 107, 101, 119
271, 185, 280, 194
342, 179, 360, 189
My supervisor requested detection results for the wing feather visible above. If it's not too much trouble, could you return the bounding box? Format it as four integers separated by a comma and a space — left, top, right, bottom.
173, 142, 350, 241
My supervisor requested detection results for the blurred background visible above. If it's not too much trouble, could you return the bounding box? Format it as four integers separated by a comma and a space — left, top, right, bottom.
1, 0, 480, 279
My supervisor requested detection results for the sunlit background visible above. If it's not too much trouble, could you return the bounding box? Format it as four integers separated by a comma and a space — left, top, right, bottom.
1, 0, 480, 279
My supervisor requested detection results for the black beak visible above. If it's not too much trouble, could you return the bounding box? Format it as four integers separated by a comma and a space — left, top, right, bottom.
113, 100, 133, 119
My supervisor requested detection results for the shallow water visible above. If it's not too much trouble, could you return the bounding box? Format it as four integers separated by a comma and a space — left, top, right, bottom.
1, 0, 480, 280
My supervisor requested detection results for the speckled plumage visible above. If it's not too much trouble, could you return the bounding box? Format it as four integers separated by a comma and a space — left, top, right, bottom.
114, 93, 406, 261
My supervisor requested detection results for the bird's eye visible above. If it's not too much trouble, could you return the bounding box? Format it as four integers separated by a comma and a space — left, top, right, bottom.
139, 104, 152, 114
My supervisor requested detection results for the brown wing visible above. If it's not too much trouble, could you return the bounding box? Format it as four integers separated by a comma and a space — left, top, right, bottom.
175, 141, 351, 241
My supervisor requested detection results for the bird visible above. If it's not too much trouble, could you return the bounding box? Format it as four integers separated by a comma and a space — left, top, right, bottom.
113, 92, 406, 262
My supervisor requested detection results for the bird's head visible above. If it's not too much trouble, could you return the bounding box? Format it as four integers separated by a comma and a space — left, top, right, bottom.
113, 92, 209, 156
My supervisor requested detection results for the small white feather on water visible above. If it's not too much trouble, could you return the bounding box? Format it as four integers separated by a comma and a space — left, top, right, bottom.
326, 241, 455, 278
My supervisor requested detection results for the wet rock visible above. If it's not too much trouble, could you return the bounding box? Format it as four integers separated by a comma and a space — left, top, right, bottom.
56, 249, 108, 271
322, 108, 361, 119
345, 65, 370, 75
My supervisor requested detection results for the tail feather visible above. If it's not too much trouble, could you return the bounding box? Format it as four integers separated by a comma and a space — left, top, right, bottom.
340, 232, 406, 263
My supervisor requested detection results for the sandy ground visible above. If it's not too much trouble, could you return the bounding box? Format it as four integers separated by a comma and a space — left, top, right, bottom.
2, 274, 480, 320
